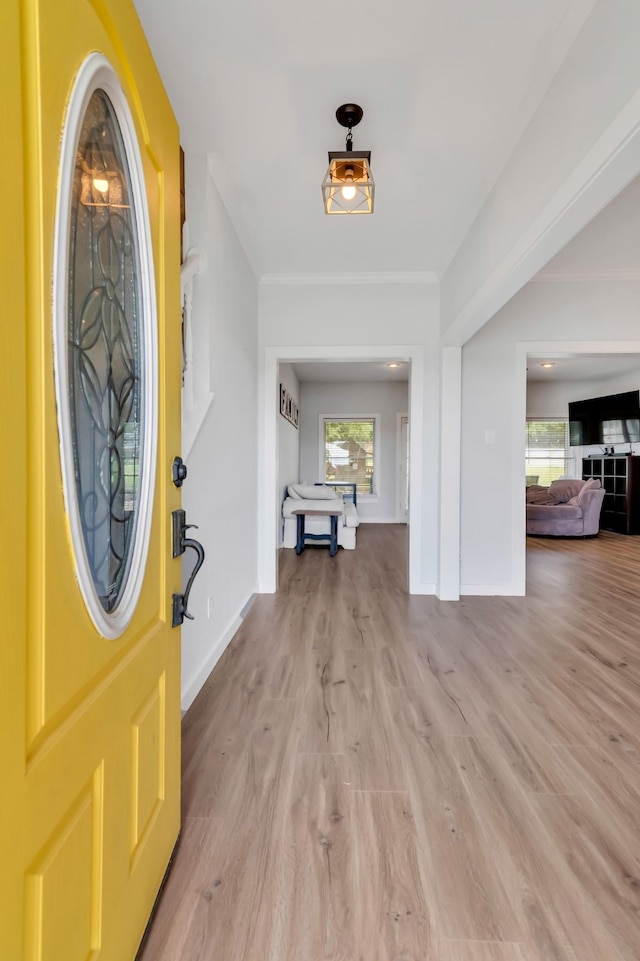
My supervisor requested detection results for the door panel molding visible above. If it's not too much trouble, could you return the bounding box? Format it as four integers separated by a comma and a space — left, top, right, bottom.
24, 765, 105, 960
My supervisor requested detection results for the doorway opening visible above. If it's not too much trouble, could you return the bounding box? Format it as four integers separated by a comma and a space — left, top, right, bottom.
519, 341, 640, 594
259, 345, 425, 595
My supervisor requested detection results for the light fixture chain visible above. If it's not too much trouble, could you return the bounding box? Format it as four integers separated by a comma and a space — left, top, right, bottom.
346, 127, 353, 151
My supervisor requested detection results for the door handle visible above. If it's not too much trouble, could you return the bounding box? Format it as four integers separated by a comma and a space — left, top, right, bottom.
171, 509, 206, 627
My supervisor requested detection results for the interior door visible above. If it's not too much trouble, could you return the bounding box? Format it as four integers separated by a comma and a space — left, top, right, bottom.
0, 1, 182, 958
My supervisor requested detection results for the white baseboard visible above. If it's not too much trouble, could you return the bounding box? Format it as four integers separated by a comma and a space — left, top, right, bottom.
460, 582, 525, 596
181, 613, 242, 712
412, 582, 437, 595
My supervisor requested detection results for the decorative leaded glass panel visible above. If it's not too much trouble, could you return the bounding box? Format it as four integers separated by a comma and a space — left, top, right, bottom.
67, 89, 144, 613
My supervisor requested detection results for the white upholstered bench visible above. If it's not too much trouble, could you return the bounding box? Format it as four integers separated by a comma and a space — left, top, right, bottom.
282, 484, 360, 550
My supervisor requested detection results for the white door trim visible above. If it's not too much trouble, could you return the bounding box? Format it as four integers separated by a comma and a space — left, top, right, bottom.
396, 413, 409, 522
259, 345, 424, 594
438, 347, 462, 600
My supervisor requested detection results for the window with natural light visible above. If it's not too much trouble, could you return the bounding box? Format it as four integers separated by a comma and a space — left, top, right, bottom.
323, 418, 376, 495
526, 419, 569, 487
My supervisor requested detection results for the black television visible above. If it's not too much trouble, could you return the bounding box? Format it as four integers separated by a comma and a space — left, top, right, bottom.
568, 390, 640, 447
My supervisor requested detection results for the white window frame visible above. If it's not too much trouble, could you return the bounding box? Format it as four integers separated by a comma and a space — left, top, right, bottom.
525, 417, 570, 486
319, 414, 380, 500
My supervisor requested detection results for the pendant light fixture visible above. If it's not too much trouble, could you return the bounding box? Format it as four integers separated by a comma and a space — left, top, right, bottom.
322, 103, 374, 215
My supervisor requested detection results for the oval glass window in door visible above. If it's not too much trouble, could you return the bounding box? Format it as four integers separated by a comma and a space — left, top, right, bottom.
55, 56, 158, 638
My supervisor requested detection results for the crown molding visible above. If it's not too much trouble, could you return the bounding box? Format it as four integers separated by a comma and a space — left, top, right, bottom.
532, 267, 640, 283
259, 270, 438, 286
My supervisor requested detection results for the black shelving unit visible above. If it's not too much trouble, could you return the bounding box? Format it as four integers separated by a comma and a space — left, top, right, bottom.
582, 455, 640, 534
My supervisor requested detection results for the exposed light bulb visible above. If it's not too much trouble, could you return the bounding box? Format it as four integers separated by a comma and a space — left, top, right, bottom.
341, 167, 356, 201
387, 363, 399, 369
93, 177, 109, 193
540, 362, 555, 369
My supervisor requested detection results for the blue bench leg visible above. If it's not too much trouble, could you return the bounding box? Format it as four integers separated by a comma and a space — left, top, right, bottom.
330, 515, 338, 556
295, 513, 305, 554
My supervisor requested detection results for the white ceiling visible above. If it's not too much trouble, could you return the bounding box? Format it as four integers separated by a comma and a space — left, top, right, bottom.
133, 0, 638, 388
295, 168, 640, 385
526, 171, 640, 384
535, 171, 640, 277
291, 361, 409, 384
133, 0, 596, 280
527, 354, 640, 383
294, 353, 640, 386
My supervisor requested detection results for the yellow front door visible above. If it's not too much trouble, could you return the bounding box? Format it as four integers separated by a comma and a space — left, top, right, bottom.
1, 1, 182, 958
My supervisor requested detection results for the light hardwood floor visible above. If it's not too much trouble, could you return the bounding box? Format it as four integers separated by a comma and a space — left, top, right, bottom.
138, 527, 640, 961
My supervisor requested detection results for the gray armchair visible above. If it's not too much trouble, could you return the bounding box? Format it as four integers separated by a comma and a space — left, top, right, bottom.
526, 480, 605, 537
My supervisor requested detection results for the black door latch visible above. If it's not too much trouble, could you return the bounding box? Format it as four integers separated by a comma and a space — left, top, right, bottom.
172, 456, 188, 488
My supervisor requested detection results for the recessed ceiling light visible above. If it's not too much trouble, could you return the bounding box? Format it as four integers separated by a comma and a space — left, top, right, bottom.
540, 362, 555, 369
387, 362, 399, 368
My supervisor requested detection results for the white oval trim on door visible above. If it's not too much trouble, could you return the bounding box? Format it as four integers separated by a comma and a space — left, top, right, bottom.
53, 53, 158, 640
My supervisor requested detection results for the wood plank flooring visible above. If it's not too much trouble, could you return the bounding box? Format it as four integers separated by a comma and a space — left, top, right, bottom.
138, 527, 640, 961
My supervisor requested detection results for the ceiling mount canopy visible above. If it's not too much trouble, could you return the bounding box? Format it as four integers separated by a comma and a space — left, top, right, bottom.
335, 103, 363, 129
322, 103, 374, 215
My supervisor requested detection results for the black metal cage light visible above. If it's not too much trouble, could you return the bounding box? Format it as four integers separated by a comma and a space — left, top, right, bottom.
322, 104, 374, 215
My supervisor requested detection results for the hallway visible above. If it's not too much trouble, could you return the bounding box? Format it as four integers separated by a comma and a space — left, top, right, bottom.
139, 526, 640, 960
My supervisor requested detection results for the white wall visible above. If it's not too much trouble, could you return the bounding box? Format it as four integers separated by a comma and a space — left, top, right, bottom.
298, 380, 409, 523
258, 280, 440, 593
180, 155, 259, 709
527, 371, 640, 419
277, 362, 300, 545
461, 277, 640, 594
441, 0, 640, 343
527, 370, 640, 477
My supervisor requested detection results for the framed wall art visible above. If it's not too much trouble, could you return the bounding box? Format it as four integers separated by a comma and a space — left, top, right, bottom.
280, 384, 299, 428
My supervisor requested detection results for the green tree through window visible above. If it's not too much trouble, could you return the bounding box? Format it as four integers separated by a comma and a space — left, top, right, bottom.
324, 419, 375, 494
